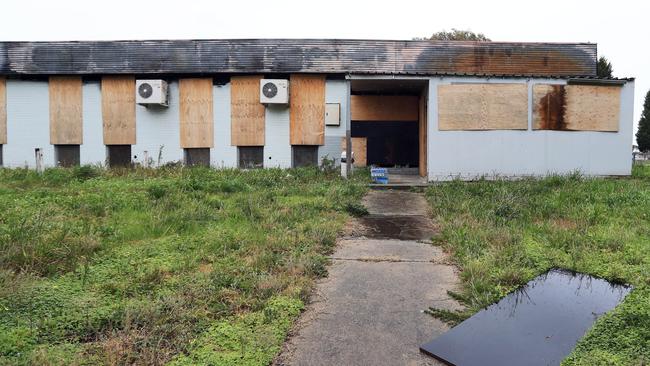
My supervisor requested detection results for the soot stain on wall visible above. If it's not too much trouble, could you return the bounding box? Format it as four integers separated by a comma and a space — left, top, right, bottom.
538, 85, 567, 130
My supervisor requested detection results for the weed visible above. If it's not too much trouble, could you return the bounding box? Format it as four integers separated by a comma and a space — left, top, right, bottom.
424, 308, 472, 326
320, 156, 337, 173
73, 165, 101, 181
146, 183, 168, 200
343, 202, 369, 217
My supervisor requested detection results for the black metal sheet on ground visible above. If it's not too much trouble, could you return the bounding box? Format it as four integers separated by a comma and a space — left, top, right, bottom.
420, 269, 631, 366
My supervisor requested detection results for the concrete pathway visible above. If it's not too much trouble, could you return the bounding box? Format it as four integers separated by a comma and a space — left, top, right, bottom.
275, 190, 461, 366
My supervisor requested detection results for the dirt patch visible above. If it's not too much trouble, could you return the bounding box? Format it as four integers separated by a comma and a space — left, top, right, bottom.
352, 215, 436, 241
197, 262, 213, 274
362, 190, 430, 216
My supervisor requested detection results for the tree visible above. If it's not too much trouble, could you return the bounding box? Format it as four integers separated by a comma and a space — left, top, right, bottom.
636, 90, 650, 152
415, 29, 491, 42
597, 56, 613, 78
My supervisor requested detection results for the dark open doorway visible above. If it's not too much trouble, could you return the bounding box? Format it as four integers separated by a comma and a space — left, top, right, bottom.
352, 121, 418, 167
350, 79, 427, 175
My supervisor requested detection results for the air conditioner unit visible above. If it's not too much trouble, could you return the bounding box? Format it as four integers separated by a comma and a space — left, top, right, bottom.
136, 80, 168, 106
260, 79, 289, 104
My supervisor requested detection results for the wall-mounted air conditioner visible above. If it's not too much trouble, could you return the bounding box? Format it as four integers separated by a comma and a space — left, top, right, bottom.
136, 80, 168, 106
260, 79, 289, 104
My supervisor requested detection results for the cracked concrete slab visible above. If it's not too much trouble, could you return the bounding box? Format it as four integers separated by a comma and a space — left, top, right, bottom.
275, 190, 461, 366
333, 239, 443, 262
362, 190, 430, 216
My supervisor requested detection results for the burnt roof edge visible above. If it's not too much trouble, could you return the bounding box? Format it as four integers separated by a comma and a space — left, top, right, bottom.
567, 78, 631, 86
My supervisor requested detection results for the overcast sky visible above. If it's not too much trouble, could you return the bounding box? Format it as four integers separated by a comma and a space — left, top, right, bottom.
3, 0, 648, 140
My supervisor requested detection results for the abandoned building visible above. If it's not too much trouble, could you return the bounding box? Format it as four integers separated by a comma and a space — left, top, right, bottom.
0, 39, 635, 180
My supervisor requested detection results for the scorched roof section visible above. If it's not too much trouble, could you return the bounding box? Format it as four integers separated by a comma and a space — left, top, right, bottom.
0, 39, 597, 77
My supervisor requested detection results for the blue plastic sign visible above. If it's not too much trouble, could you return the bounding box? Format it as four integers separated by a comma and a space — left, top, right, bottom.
371, 167, 388, 184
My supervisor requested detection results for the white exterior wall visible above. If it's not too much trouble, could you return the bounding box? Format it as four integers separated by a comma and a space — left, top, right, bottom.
133, 81, 183, 166
4, 80, 54, 168
0, 77, 635, 178
264, 105, 291, 168
212, 82, 237, 168
80, 81, 106, 165
85, 81, 240, 168
426, 77, 635, 181
320, 79, 349, 165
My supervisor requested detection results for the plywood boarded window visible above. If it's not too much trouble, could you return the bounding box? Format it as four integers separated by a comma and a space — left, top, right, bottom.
438, 84, 528, 130
50, 76, 83, 145
231, 75, 265, 146
0, 77, 6, 145
532, 84, 620, 132
290, 74, 325, 145
102, 76, 136, 145
351, 95, 419, 121
340, 137, 367, 167
180, 78, 214, 148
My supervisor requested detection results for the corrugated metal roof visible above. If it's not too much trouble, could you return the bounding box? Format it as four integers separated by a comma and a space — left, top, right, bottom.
0, 39, 598, 77
353, 71, 634, 80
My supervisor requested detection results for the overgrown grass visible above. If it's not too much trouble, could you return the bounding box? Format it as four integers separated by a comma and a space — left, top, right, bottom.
425, 166, 650, 365
0, 166, 367, 365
